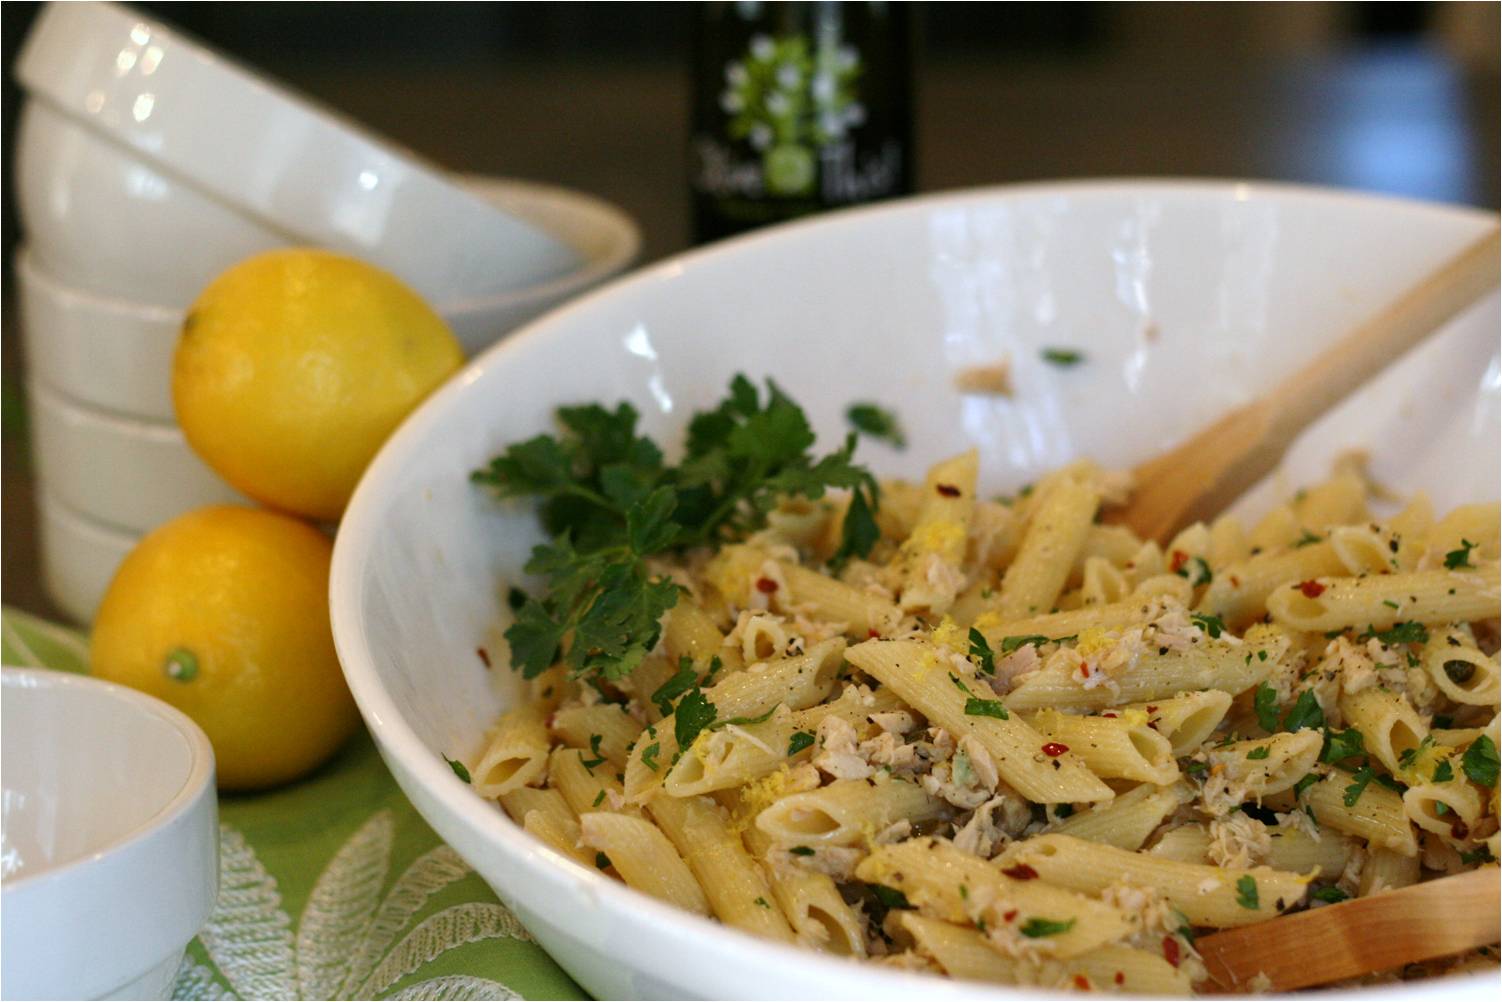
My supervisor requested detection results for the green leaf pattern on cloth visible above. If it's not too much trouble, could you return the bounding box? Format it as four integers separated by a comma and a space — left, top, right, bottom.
2, 608, 586, 1001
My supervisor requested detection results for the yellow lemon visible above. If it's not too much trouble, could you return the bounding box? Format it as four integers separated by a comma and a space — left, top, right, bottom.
173, 249, 463, 521
90, 505, 359, 790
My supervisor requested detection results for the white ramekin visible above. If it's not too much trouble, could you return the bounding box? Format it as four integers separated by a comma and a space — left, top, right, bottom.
1, 666, 218, 1000
37, 490, 138, 624
16, 1, 580, 304
27, 380, 247, 534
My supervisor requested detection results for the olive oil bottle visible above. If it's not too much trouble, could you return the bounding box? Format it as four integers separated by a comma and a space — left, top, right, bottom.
690, 2, 915, 242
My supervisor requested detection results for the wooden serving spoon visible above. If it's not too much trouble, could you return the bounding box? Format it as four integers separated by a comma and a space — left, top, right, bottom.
1107, 227, 1501, 543
1195, 868, 1501, 992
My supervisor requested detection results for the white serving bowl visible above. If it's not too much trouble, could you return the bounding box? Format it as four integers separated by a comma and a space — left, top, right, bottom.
27, 380, 247, 534
329, 181, 1499, 1000
1, 666, 218, 1000
16, 1, 579, 305
14, 98, 289, 307
37, 490, 138, 625
16, 175, 639, 422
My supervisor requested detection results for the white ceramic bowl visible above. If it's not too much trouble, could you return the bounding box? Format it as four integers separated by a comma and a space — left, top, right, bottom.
27, 380, 247, 534
1, 666, 218, 1000
329, 181, 1499, 1000
16, 1, 580, 304
16, 175, 639, 422
37, 491, 139, 625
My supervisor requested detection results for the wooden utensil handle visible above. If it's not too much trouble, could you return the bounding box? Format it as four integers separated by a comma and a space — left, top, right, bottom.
1196, 868, 1501, 993
1262, 227, 1500, 457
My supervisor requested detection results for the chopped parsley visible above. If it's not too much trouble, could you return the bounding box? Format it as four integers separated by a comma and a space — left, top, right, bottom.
789, 846, 815, 857
1460, 846, 1496, 865
506, 586, 529, 611
1432, 759, 1454, 783
1322, 727, 1366, 764
1293, 529, 1323, 548
1365, 621, 1429, 646
1397, 736, 1433, 771
714, 705, 780, 730
754, 896, 770, 908
1019, 917, 1077, 938
1462, 734, 1498, 787
845, 403, 907, 449
1190, 612, 1226, 639
475, 376, 882, 681
1000, 634, 1057, 654
1310, 886, 1349, 904
1443, 660, 1476, 685
871, 885, 912, 909
1343, 765, 1375, 807
1281, 690, 1325, 733
674, 688, 718, 749
1293, 772, 1319, 799
965, 697, 1010, 720
641, 742, 661, 772
1040, 347, 1085, 368
1184, 760, 1209, 777
1253, 684, 1280, 733
1246, 746, 1270, 761
788, 731, 816, 756
595, 852, 612, 870
445, 756, 472, 784
651, 660, 698, 717
969, 628, 996, 675
592, 789, 606, 807
1234, 876, 1260, 910
580, 734, 607, 769
1443, 539, 1477, 569
1176, 556, 1213, 587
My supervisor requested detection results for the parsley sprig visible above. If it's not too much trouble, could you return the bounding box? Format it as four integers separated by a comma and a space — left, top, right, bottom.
476, 376, 881, 680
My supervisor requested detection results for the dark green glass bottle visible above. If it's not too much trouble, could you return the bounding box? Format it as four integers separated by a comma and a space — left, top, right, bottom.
690, 2, 915, 242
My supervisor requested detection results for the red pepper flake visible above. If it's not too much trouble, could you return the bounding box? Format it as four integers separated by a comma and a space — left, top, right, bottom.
1162, 936, 1181, 968
1146, 705, 1158, 713
1042, 742, 1070, 757
1101, 712, 1118, 718
1001, 863, 1039, 880
1114, 972, 1126, 986
1073, 974, 1091, 990
755, 577, 779, 594
476, 647, 491, 667
936, 483, 961, 497
1451, 818, 1470, 840
1078, 662, 1090, 677
1230, 575, 1241, 588
1170, 549, 1189, 573
1299, 579, 1326, 598
1003, 909, 1019, 922
867, 628, 880, 639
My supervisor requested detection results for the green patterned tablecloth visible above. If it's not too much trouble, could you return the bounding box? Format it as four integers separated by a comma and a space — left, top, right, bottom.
2, 608, 587, 1002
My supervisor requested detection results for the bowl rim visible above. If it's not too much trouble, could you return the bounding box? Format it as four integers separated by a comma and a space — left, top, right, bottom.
0, 665, 216, 894
15, 1, 579, 294
330, 177, 1498, 998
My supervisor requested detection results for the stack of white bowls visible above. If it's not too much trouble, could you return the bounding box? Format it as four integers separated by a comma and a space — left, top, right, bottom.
14, 1, 640, 624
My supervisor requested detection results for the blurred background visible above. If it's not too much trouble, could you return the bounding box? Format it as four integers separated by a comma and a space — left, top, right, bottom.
3, 1, 1499, 618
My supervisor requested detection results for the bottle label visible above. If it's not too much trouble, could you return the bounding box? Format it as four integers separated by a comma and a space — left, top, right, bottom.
692, 18, 910, 231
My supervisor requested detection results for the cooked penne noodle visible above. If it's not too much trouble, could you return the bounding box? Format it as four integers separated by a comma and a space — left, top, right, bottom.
995, 476, 1100, 621
858, 838, 1130, 958
1265, 565, 1499, 633
1403, 776, 1484, 843
1026, 709, 1178, 785
998, 834, 1308, 927
1051, 782, 1185, 850
743, 826, 865, 955
1359, 846, 1420, 896
1339, 688, 1428, 776
1207, 731, 1323, 801
549, 703, 643, 770
579, 811, 709, 914
500, 787, 592, 867
471, 702, 551, 798
1125, 691, 1233, 756
648, 793, 794, 942
845, 639, 1113, 804
890, 450, 977, 615
549, 747, 639, 818
755, 777, 948, 846
1422, 630, 1500, 707
1196, 542, 1347, 629
1279, 771, 1418, 856
1006, 644, 1273, 713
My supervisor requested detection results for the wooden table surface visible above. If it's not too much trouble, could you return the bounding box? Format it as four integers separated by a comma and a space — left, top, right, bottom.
3, 45, 1498, 621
